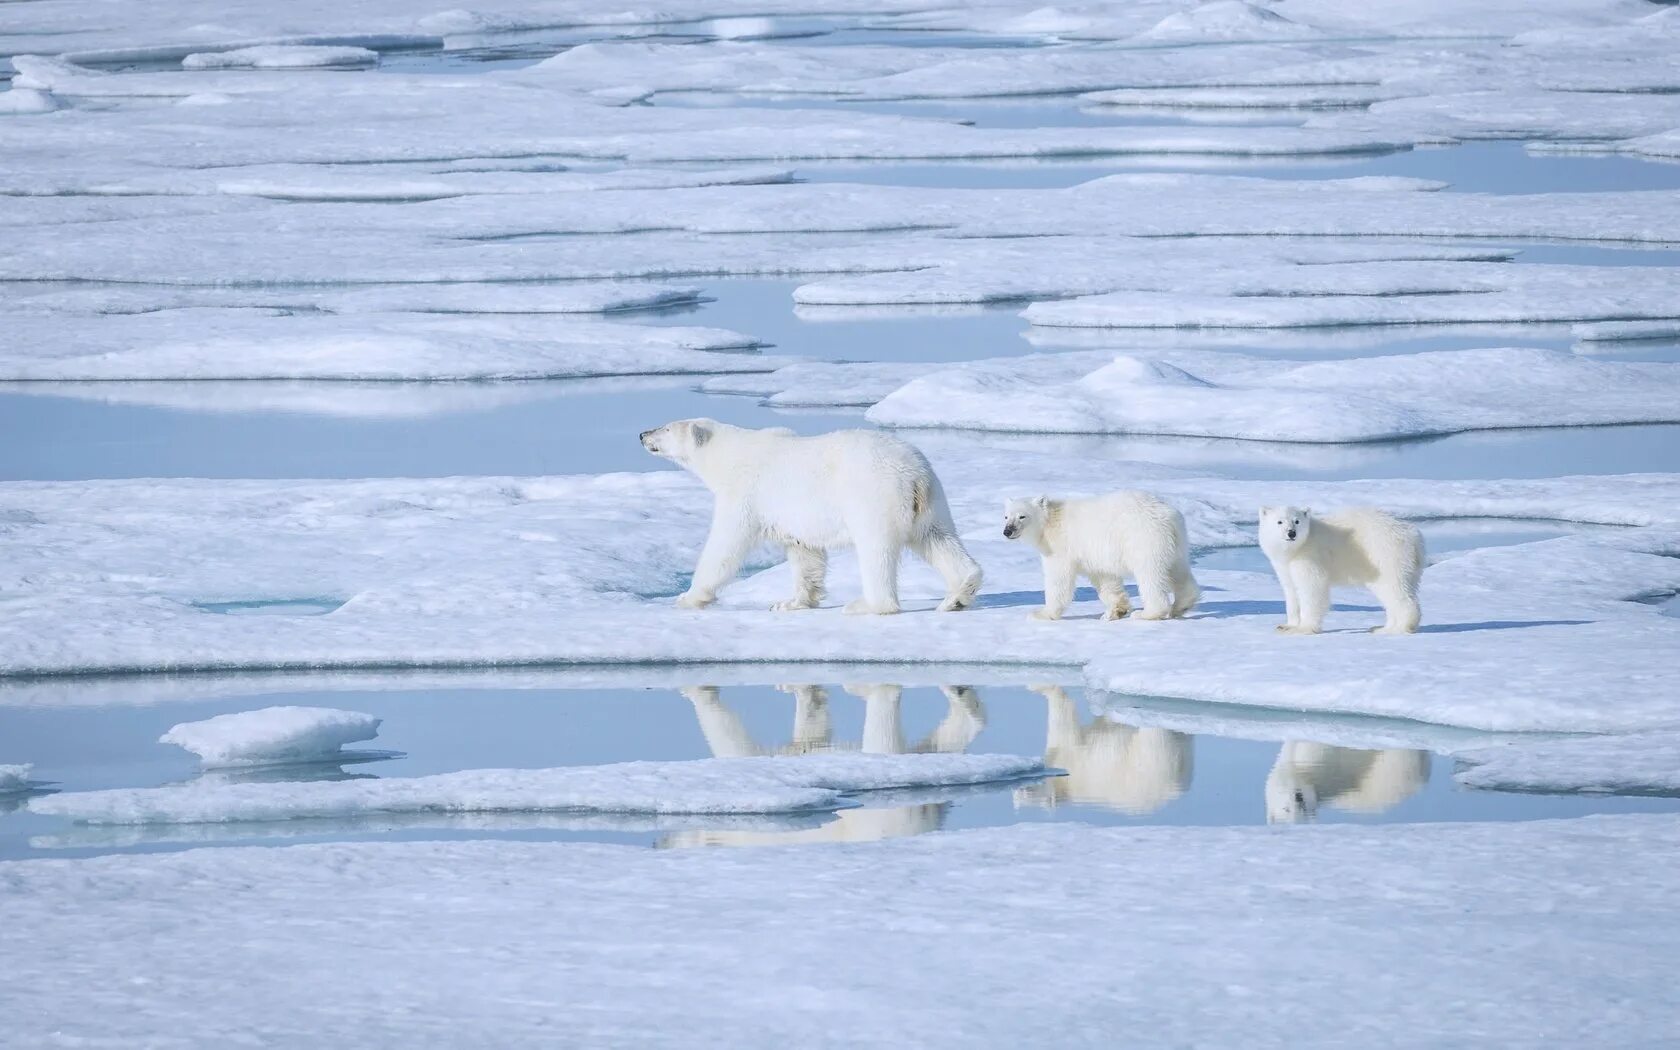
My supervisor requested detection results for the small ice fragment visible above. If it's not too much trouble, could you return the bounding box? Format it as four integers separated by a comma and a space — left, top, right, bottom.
160, 706, 383, 768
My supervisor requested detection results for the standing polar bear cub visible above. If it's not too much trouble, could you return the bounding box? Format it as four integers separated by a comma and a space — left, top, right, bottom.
642, 420, 982, 615
1258, 506, 1424, 635
1002, 491, 1199, 621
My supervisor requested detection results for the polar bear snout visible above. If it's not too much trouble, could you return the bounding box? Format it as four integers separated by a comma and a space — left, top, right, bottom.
1002, 522, 1020, 539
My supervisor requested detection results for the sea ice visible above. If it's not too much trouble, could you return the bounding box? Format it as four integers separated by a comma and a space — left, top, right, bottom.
180, 45, 379, 69
1455, 733, 1680, 796
3, 816, 1679, 1045
159, 706, 383, 767
29, 752, 1047, 824
862, 347, 1680, 441
0, 310, 780, 381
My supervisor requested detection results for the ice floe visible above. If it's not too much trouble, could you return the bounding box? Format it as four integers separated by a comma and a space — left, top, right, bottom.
6, 816, 1680, 1045
1456, 734, 1680, 796
0, 464, 1675, 734
29, 753, 1047, 824
0, 310, 780, 381
0, 764, 36, 795
181, 45, 379, 70
159, 706, 384, 767
862, 348, 1680, 440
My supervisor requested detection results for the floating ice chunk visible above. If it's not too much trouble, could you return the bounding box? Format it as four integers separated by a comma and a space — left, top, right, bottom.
1456, 734, 1680, 796
181, 45, 378, 69
1572, 320, 1680, 345
0, 763, 35, 795
31, 753, 1047, 824
1083, 83, 1393, 109
866, 348, 1680, 441
160, 706, 383, 767
0, 88, 59, 115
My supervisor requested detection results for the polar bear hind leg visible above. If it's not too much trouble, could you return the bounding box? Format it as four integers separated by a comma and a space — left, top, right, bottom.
1169, 562, 1200, 618
1133, 565, 1176, 620
1370, 577, 1421, 635
914, 526, 982, 612
772, 543, 827, 612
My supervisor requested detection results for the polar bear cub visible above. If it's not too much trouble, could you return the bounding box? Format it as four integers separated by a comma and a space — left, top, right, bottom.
641, 419, 982, 615
1002, 491, 1199, 621
1258, 506, 1424, 635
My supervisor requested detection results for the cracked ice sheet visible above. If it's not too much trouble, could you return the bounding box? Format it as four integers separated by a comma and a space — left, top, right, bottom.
1, 462, 1678, 734
1017, 262, 1680, 329
10, 177, 1680, 290
1, 282, 710, 318
0, 310, 781, 381
1455, 734, 1680, 796
859, 347, 1680, 441
7, 60, 1420, 165
30, 753, 1046, 824
6, 817, 1680, 1047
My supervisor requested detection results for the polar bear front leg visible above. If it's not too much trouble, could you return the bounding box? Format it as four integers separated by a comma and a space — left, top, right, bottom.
1278, 562, 1328, 635
1093, 574, 1131, 621
1032, 557, 1078, 621
1265, 555, 1298, 629
678, 508, 754, 609
772, 544, 827, 612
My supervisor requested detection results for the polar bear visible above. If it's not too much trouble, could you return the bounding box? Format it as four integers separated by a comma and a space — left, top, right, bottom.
1265, 741, 1431, 824
1258, 506, 1424, 635
1001, 491, 1199, 621
641, 419, 982, 615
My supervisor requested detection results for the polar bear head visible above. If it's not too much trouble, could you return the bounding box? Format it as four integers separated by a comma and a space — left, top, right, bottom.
1258, 505, 1312, 551
1265, 775, 1318, 824
1001, 496, 1051, 543
640, 418, 718, 466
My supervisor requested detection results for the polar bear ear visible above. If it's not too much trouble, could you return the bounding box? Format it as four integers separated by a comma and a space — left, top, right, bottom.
1258, 505, 1272, 519
1299, 506, 1311, 518
689, 421, 713, 448
1032, 495, 1048, 509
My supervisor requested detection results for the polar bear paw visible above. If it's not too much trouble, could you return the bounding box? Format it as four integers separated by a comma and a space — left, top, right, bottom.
1371, 624, 1417, 635
1101, 607, 1130, 622
771, 597, 819, 612
937, 595, 972, 612
1030, 607, 1062, 622
1276, 624, 1320, 636
845, 598, 900, 616
674, 590, 715, 610
1133, 609, 1171, 621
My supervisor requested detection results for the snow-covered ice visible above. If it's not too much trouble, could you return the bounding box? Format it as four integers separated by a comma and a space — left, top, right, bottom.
1456, 734, 1680, 796
0, 311, 781, 381
0, 463, 1675, 734
159, 706, 383, 767
863, 348, 1680, 441
181, 45, 379, 70
30, 753, 1047, 824
4, 816, 1680, 1046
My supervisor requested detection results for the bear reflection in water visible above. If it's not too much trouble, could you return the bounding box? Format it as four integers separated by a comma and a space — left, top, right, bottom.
1013, 685, 1193, 816
1265, 741, 1431, 824
663, 684, 986, 848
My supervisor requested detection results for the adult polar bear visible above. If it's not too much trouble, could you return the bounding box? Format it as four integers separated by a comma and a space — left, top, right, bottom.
641, 420, 982, 615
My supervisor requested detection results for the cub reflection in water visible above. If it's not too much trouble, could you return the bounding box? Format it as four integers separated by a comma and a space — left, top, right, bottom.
1014, 685, 1192, 816
664, 683, 987, 848
1265, 741, 1431, 824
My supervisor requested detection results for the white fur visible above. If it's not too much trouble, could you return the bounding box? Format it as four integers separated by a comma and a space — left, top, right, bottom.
1002, 491, 1200, 621
1013, 685, 1192, 815
1258, 506, 1424, 635
1265, 742, 1431, 824
642, 419, 982, 614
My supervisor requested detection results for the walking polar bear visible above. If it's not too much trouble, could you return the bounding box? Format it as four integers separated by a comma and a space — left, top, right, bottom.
1001, 491, 1199, 621
1258, 506, 1424, 635
641, 420, 982, 615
